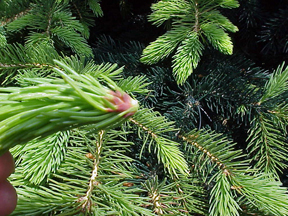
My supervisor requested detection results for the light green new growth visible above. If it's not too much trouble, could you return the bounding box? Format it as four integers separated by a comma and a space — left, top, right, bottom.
129, 108, 189, 176
2, 0, 95, 56
0, 60, 139, 155
141, 0, 239, 84
1, 1, 288, 215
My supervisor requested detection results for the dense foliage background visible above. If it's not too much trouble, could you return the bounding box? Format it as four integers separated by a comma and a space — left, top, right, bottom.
93, 0, 288, 183
0, 0, 288, 215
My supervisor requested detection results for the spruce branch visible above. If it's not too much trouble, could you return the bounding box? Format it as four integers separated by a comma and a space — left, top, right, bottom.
257, 8, 288, 57
179, 130, 245, 174
10, 131, 70, 185
3, 0, 93, 56
247, 114, 288, 177
144, 176, 165, 215
0, 5, 31, 26
80, 130, 104, 212
181, 129, 288, 215
209, 172, 241, 216
141, 0, 239, 84
201, 23, 233, 54
180, 129, 245, 216
117, 76, 151, 95
77, 129, 154, 215
245, 63, 288, 177
2, 1, 287, 215
93, 35, 145, 68
0, 43, 59, 84
143, 175, 207, 215
11, 185, 79, 215
0, 60, 139, 154
269, 102, 288, 124
87, 0, 103, 17
172, 32, 204, 84
141, 26, 189, 65
129, 108, 188, 176
173, 175, 208, 215
259, 62, 288, 104
11, 128, 155, 215
231, 174, 288, 216
0, 42, 123, 85
52, 26, 93, 57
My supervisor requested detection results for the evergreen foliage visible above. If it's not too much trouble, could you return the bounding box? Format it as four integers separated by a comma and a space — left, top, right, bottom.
0, 0, 288, 215
247, 63, 288, 178
0, 0, 98, 56
140, 0, 239, 84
